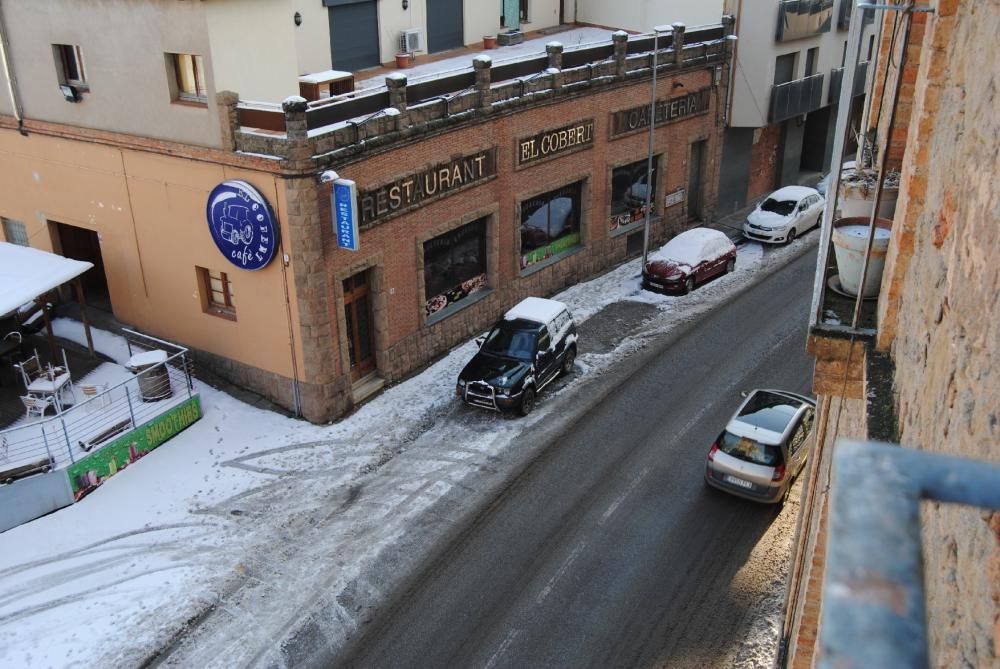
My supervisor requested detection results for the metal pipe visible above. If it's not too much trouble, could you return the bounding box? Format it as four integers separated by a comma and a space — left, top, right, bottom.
0, 0, 26, 135
641, 26, 671, 270
808, 1, 869, 327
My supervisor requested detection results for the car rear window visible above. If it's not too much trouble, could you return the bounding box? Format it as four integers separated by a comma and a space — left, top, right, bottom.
718, 431, 783, 467
737, 391, 800, 433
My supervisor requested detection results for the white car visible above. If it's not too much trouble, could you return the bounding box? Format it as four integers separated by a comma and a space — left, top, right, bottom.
743, 186, 824, 244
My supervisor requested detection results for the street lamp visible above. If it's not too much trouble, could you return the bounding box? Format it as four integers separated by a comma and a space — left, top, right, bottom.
641, 25, 674, 270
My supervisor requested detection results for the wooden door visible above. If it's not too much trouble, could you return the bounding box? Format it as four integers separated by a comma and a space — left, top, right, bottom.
343, 271, 376, 382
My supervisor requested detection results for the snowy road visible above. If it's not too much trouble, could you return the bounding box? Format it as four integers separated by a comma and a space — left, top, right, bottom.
0, 237, 816, 668
335, 248, 817, 668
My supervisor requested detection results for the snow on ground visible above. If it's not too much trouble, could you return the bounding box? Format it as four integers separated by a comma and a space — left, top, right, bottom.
0, 238, 809, 668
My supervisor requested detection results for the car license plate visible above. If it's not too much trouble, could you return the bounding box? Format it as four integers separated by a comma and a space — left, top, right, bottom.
724, 474, 753, 489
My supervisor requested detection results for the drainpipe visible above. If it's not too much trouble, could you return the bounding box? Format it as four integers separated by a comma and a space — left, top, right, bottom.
0, 1, 26, 135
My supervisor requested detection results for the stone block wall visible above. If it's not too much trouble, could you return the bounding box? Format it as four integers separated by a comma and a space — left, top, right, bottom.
877, 1, 999, 665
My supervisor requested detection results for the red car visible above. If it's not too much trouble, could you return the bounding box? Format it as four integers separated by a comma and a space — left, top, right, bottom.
642, 227, 737, 294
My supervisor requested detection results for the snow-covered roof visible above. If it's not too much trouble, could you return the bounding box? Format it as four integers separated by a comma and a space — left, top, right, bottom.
0, 242, 93, 317
768, 185, 818, 202
648, 227, 733, 267
503, 296, 567, 324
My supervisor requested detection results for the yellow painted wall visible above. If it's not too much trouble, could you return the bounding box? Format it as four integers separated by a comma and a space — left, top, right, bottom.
0, 129, 302, 378
205, 0, 301, 102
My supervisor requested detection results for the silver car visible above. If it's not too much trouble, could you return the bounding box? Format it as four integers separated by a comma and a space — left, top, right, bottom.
704, 389, 816, 505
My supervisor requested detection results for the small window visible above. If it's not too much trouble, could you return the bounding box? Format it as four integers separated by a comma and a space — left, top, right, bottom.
867, 35, 875, 62
841, 41, 848, 67
197, 266, 236, 320
2, 218, 29, 246
54, 44, 87, 89
805, 47, 819, 77
774, 52, 797, 86
169, 53, 207, 103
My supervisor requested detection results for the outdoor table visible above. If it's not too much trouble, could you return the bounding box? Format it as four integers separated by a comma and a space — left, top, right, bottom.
26, 369, 72, 413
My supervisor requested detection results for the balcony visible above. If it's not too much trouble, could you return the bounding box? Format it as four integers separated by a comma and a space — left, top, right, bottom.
769, 73, 825, 123
828, 61, 869, 103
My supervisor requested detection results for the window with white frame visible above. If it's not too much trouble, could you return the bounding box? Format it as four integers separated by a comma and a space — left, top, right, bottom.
54, 44, 87, 89
169, 53, 207, 103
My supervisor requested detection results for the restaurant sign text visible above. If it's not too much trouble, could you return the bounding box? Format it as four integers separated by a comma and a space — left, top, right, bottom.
609, 88, 711, 139
517, 120, 594, 167
359, 149, 497, 227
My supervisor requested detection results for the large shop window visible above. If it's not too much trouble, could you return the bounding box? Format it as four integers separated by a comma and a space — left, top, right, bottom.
609, 157, 659, 233
423, 218, 488, 318
520, 181, 583, 270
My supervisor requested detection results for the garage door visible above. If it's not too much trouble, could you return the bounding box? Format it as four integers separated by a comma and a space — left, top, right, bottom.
427, 0, 463, 53
326, 0, 380, 72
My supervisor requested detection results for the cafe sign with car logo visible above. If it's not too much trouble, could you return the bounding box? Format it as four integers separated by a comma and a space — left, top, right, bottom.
206, 180, 279, 270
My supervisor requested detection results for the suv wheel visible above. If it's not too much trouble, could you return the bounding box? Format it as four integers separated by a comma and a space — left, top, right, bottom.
561, 346, 576, 376
519, 387, 536, 416
684, 276, 695, 294
786, 228, 797, 244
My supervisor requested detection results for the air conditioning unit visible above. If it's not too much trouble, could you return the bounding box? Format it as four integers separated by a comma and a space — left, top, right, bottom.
399, 28, 423, 54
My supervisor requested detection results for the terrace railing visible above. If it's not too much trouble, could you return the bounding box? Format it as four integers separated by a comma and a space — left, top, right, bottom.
0, 332, 193, 478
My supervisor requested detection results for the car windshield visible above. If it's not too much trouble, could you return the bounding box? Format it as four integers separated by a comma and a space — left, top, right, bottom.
760, 198, 797, 216
718, 431, 783, 467
481, 323, 537, 361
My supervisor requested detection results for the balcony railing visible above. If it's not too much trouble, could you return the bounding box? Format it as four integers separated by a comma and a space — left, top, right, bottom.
231, 22, 734, 160
769, 72, 825, 122
822, 440, 1000, 668
828, 61, 869, 103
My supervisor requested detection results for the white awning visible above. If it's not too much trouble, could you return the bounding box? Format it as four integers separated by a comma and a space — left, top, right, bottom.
0, 242, 94, 317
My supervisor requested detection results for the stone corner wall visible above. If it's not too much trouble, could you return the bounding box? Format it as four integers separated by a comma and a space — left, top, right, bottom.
880, 1, 1000, 666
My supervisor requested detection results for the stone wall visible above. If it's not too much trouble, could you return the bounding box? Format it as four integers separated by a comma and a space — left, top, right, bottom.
879, 1, 1000, 665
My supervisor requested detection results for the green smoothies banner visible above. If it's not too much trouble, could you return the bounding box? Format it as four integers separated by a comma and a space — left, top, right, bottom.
66, 396, 202, 500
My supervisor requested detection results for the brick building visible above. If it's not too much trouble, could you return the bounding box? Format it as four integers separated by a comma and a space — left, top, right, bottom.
0, 0, 735, 422
782, 1, 999, 667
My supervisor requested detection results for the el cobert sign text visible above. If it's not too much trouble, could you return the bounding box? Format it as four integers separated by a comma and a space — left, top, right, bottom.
517, 120, 595, 167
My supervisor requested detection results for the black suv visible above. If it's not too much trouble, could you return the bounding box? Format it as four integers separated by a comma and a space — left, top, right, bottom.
457, 297, 577, 416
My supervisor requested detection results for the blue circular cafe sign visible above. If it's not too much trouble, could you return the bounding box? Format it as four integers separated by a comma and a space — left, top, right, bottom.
206, 180, 279, 271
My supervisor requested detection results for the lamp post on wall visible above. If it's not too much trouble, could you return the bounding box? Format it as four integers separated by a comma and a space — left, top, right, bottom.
641, 25, 673, 270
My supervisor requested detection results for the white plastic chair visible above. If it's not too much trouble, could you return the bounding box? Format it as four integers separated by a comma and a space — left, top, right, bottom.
78, 383, 110, 412
21, 394, 52, 419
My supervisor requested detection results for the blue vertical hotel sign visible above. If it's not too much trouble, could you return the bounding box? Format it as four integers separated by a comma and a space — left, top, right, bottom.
333, 178, 360, 251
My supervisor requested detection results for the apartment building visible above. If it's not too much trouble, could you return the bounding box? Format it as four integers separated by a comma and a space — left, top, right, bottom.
0, 0, 735, 422
781, 1, 999, 667
718, 0, 878, 213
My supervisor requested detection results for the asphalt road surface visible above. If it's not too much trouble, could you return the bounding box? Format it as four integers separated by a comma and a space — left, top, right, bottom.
337, 250, 817, 669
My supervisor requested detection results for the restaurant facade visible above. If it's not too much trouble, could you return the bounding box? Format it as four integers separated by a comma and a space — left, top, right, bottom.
1, 22, 735, 422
